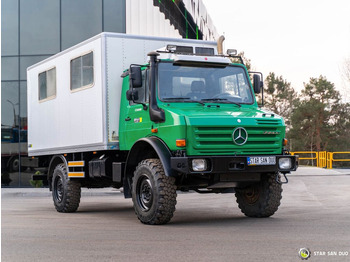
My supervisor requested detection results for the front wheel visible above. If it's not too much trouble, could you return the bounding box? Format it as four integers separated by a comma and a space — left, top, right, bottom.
132, 159, 177, 225
52, 163, 81, 213
235, 173, 282, 217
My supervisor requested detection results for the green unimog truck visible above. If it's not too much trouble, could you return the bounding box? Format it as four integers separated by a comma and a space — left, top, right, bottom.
27, 33, 298, 224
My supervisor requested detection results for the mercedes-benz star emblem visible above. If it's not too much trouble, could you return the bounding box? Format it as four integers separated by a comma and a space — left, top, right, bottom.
232, 127, 248, 145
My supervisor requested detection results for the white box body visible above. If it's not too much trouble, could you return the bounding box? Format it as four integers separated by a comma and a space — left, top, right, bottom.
27, 32, 217, 156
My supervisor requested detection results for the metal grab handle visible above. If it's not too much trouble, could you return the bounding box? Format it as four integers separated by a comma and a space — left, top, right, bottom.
276, 172, 288, 184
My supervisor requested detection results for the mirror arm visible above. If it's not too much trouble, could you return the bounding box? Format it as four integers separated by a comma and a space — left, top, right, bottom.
137, 102, 148, 110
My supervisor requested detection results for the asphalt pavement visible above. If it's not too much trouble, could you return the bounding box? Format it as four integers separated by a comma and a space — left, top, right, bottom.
2, 166, 350, 262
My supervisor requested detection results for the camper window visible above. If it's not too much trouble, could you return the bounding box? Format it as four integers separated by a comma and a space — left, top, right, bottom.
70, 51, 94, 91
38, 67, 56, 101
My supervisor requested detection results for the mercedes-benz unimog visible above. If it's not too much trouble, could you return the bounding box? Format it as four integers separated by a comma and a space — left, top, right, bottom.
27, 32, 298, 224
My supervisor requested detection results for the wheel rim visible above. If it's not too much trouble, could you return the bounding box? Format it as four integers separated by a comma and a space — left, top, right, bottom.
243, 184, 260, 205
136, 175, 153, 211
53, 176, 64, 203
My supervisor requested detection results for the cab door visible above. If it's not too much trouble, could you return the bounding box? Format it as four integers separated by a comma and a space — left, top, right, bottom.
122, 69, 153, 149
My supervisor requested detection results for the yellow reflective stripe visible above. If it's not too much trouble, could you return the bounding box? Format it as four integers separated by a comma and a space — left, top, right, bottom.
68, 172, 85, 178
68, 161, 85, 167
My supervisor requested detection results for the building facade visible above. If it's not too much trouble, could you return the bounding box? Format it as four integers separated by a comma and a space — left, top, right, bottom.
1, 0, 218, 187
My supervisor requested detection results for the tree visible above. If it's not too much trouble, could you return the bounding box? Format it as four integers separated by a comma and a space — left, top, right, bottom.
230, 52, 252, 71
289, 76, 343, 151
327, 102, 350, 151
263, 73, 296, 131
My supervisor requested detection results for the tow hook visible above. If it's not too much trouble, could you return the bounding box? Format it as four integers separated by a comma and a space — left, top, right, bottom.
276, 172, 288, 184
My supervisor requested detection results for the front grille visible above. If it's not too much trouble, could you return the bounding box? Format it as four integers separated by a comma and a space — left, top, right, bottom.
190, 124, 283, 155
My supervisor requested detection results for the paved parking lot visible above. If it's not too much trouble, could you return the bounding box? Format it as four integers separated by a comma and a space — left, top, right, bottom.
2, 167, 350, 262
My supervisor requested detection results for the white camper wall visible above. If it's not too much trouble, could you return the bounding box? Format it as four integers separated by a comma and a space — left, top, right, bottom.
27, 37, 105, 156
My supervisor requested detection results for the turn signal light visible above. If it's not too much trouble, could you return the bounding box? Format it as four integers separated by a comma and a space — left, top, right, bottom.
176, 139, 186, 147
283, 139, 288, 146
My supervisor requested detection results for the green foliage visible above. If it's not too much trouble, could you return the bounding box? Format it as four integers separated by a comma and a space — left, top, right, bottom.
30, 179, 43, 188
30, 171, 44, 188
289, 76, 350, 151
263, 72, 296, 131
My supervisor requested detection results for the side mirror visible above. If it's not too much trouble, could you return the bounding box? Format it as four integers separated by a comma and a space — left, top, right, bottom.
129, 65, 142, 88
253, 74, 262, 94
126, 89, 139, 101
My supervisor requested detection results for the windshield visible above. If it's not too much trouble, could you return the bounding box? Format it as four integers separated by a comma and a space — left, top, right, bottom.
158, 62, 254, 104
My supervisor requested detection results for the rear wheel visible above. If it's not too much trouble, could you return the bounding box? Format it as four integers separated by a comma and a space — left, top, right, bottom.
52, 163, 81, 213
235, 173, 282, 217
132, 159, 177, 225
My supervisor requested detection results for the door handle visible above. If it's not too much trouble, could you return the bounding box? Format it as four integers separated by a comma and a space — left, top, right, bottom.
125, 117, 131, 121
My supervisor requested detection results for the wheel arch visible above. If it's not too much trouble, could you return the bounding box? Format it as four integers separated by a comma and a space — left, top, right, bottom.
48, 155, 68, 191
123, 137, 173, 198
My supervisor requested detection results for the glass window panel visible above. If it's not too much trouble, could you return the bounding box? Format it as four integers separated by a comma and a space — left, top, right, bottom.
20, 0, 60, 55
1, 0, 19, 55
39, 72, 47, 100
82, 52, 93, 86
20, 82, 28, 129
1, 57, 19, 81
1, 82, 19, 128
62, 0, 102, 49
71, 57, 82, 90
71, 52, 93, 90
47, 68, 56, 98
104, 0, 126, 33
38, 68, 56, 101
20, 56, 49, 81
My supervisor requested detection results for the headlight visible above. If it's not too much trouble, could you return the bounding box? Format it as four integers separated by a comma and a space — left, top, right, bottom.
192, 159, 207, 171
279, 158, 292, 170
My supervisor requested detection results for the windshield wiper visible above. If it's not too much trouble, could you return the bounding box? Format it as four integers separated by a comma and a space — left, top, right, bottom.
163, 97, 205, 105
201, 98, 241, 107
201, 98, 228, 102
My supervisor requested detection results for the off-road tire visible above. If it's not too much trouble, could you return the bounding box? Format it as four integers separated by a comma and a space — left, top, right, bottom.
235, 173, 282, 217
132, 159, 177, 225
52, 163, 81, 213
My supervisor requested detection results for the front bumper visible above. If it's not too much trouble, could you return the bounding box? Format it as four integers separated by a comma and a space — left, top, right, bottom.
171, 155, 298, 175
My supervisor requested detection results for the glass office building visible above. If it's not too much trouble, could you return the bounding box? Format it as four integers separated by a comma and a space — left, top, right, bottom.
1, 0, 218, 187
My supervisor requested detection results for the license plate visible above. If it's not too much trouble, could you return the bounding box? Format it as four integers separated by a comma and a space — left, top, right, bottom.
247, 156, 276, 166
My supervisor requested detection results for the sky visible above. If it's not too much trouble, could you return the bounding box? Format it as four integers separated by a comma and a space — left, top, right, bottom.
202, 0, 350, 101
